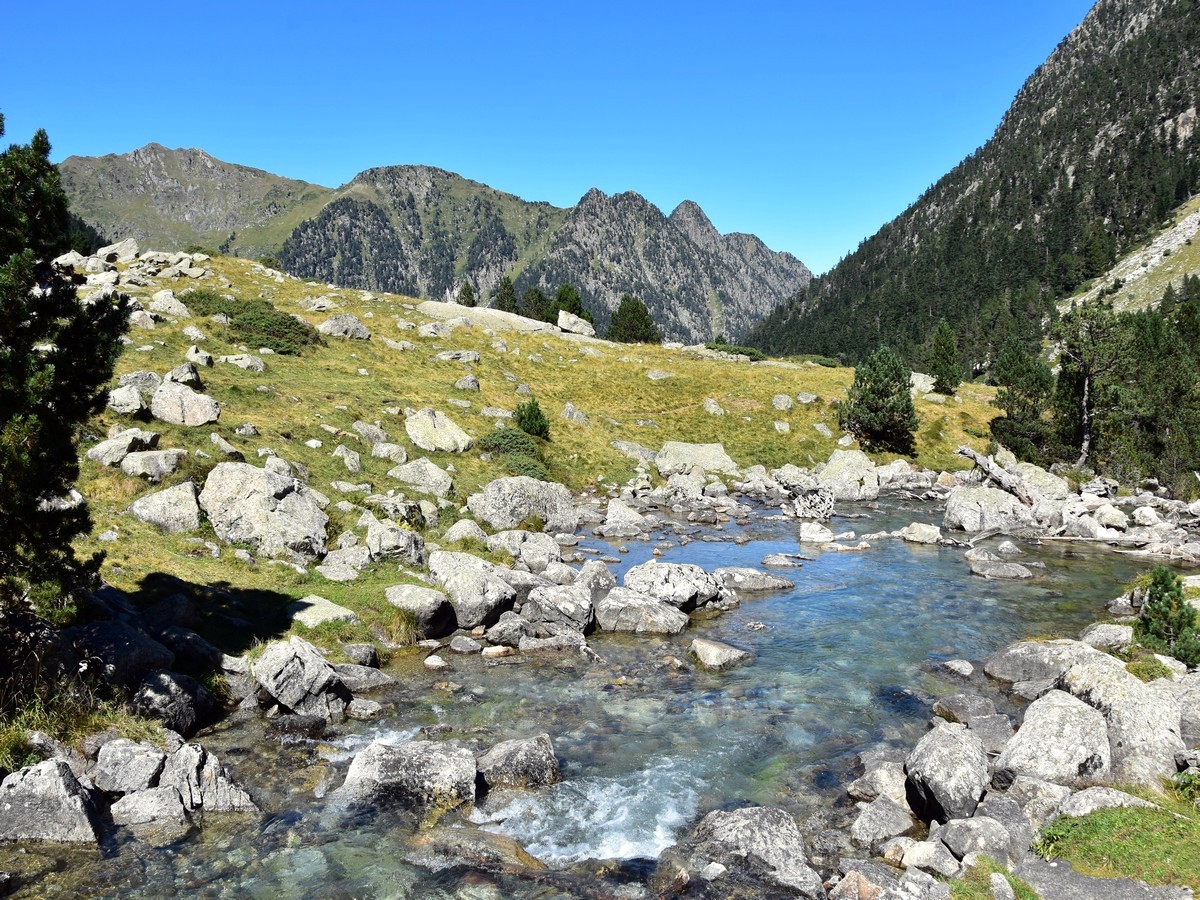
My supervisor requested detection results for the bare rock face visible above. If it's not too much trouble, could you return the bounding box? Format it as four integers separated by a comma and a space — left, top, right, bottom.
0, 759, 102, 844
335, 741, 476, 809
150, 381, 220, 426
404, 408, 473, 453
476, 734, 561, 792
198, 462, 328, 558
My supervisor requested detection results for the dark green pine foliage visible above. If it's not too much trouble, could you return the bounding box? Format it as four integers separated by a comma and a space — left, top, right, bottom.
747, 0, 1200, 366
546, 283, 593, 325
1051, 302, 1125, 469
514, 398, 550, 440
928, 318, 961, 394
839, 346, 919, 455
606, 294, 662, 343
456, 280, 476, 307
1135, 566, 1200, 666
990, 335, 1054, 463
521, 286, 550, 322
0, 115, 128, 620
492, 275, 519, 313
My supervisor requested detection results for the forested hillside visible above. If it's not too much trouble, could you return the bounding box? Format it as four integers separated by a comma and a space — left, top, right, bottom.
749, 0, 1200, 368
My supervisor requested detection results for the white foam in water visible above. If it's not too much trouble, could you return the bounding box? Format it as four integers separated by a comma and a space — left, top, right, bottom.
470, 756, 700, 866
320, 724, 422, 764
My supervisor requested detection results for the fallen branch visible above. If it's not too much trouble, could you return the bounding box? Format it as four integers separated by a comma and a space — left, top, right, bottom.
956, 445, 1035, 506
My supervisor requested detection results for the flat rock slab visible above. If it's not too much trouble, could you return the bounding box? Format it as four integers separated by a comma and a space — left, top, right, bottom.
691, 638, 752, 671
1015, 856, 1191, 900
288, 595, 360, 629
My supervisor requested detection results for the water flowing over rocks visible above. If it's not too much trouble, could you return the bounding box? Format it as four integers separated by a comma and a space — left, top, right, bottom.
251, 636, 350, 722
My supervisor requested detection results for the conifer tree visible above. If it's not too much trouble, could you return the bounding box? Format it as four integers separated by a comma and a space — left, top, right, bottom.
928, 318, 961, 394
547, 283, 593, 325
521, 286, 550, 322
0, 116, 128, 619
990, 335, 1053, 462
606, 294, 661, 343
456, 280, 475, 308
839, 346, 919, 455
492, 275, 519, 314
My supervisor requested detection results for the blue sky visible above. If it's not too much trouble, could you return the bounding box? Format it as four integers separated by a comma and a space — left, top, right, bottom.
2, 1, 1094, 273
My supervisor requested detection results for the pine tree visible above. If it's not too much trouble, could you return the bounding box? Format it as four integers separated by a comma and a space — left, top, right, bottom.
521, 286, 550, 322
839, 346, 919, 455
0, 116, 128, 619
1135, 566, 1200, 664
547, 283, 593, 325
606, 294, 661, 343
514, 398, 550, 440
456, 281, 475, 308
928, 318, 961, 394
491, 275, 519, 313
990, 335, 1054, 462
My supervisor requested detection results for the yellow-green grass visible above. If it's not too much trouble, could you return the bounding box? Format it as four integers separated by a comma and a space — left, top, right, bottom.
79, 254, 1000, 656
948, 856, 1038, 900
1034, 783, 1200, 891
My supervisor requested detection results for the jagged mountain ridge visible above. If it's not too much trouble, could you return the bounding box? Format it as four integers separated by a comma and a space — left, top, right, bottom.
61, 149, 811, 343
748, 0, 1200, 365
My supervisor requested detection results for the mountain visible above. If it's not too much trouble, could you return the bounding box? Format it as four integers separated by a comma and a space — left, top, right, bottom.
61, 151, 810, 344
60, 144, 334, 259
748, 0, 1200, 366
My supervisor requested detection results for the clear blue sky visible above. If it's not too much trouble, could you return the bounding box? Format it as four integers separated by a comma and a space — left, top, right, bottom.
2, 1, 1094, 273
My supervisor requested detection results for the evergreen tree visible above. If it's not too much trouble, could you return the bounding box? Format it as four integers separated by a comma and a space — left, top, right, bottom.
492, 275, 519, 314
606, 294, 661, 343
0, 116, 128, 619
514, 398, 550, 440
547, 283, 593, 325
521, 286, 550, 322
928, 318, 961, 394
456, 280, 475, 308
990, 335, 1054, 462
1135, 566, 1200, 665
1052, 301, 1124, 468
839, 346, 919, 455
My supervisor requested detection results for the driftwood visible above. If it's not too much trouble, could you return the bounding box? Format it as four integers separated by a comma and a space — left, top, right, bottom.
956, 445, 1035, 506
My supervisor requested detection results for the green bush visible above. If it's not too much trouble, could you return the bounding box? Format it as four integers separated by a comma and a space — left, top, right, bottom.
182, 288, 322, 355
704, 341, 765, 361
1135, 566, 1200, 666
478, 427, 539, 457
514, 398, 551, 440
504, 453, 550, 481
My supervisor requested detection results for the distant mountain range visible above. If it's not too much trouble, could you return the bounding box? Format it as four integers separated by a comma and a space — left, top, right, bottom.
747, 0, 1200, 366
60, 148, 810, 343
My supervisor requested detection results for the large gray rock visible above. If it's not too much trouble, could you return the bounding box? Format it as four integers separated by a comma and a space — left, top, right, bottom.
385, 584, 456, 638
905, 723, 989, 823
87, 428, 159, 466
849, 795, 916, 850
691, 637, 753, 671
388, 457, 455, 497
110, 785, 190, 829
133, 670, 213, 737
594, 587, 689, 634
594, 498, 650, 537
287, 594, 360, 629
92, 739, 167, 794
713, 567, 794, 593
120, 449, 186, 482
150, 381, 220, 426
557, 309, 595, 336
0, 760, 101, 844
486, 529, 561, 574
63, 620, 174, 689
485, 611, 535, 646
623, 561, 721, 611
199, 462, 328, 558
1011, 462, 1070, 501
365, 517, 426, 564
937, 816, 1012, 863
404, 407, 473, 452
107, 384, 149, 416
466, 476, 579, 534
158, 743, 257, 813
654, 441, 739, 477
515, 584, 594, 636
476, 734, 561, 792
983, 639, 1100, 685
818, 449, 880, 501
318, 313, 370, 339
129, 480, 202, 533
331, 663, 396, 694
993, 690, 1111, 788
944, 486, 1035, 533
335, 741, 476, 809
688, 806, 825, 897
1056, 653, 1184, 788
251, 636, 349, 722
427, 550, 516, 629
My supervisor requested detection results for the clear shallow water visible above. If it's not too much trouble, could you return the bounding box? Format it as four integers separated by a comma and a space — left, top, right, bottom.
9, 499, 1151, 898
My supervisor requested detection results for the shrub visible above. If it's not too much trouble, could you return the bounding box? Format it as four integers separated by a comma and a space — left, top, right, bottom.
504, 453, 551, 481
181, 289, 322, 355
514, 399, 550, 440
704, 341, 765, 361
1135, 566, 1200, 666
478, 427, 539, 458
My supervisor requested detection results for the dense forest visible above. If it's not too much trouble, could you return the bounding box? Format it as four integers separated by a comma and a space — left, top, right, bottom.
749, 0, 1200, 371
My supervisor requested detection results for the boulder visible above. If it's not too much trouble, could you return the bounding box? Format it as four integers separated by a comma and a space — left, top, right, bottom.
905, 723, 989, 822
287, 594, 359, 629
150, 381, 220, 426
515, 584, 594, 636
163, 361, 202, 388
594, 587, 690, 634
967, 556, 1033, 579
120, 449, 186, 482
62, 620, 174, 690
654, 441, 739, 477
443, 519, 490, 546
850, 796, 916, 850
466, 476, 579, 534
133, 670, 213, 737
476, 734, 561, 792
427, 550, 516, 629
1055, 786, 1156, 820
623, 561, 721, 611
944, 486, 1035, 534
187, 345, 214, 367
199, 462, 328, 558
557, 309, 596, 336
92, 739, 167, 794
0, 760, 101, 844
128, 480, 202, 533
332, 663, 396, 693
388, 457, 455, 497
107, 384, 148, 416
385, 584, 456, 638
712, 567, 794, 592
983, 639, 1100, 685
335, 741, 476, 809
687, 806, 825, 897
317, 313, 371, 339
87, 428, 159, 466
98, 237, 139, 262
158, 743, 257, 813
404, 408, 473, 452
1079, 623, 1134, 652
937, 816, 1012, 863
1011, 462, 1070, 501
594, 498, 650, 537
486, 530, 561, 574
365, 517, 426, 564
372, 441, 408, 464
818, 449, 879, 501
251, 636, 350, 722
901, 523, 942, 545
992, 690, 1110, 788
691, 637, 753, 671
486, 611, 535, 646
110, 785, 190, 829
900, 840, 961, 878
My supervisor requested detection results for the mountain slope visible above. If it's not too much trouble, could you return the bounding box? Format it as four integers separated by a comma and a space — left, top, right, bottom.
749, 0, 1200, 366
60, 144, 334, 259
